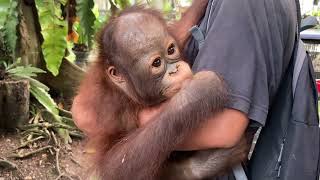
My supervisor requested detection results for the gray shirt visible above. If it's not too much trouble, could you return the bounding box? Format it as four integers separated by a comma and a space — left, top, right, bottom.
186, 0, 297, 126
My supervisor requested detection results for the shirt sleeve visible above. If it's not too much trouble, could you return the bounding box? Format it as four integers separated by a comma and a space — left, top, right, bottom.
190, 0, 296, 126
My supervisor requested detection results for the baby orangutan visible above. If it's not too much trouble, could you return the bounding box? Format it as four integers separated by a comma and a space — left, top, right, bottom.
72, 5, 250, 180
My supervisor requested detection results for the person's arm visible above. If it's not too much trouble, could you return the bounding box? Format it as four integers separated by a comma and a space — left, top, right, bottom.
179, 109, 249, 150
139, 106, 249, 150
169, 0, 208, 48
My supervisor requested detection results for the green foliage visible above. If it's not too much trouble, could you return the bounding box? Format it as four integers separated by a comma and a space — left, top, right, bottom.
6, 59, 56, 114
3, 0, 18, 56
35, 0, 68, 76
0, 0, 19, 58
65, 41, 76, 62
307, 7, 320, 17
59, 0, 67, 6
114, 0, 131, 9
0, 0, 10, 27
163, 1, 173, 15
7, 66, 47, 78
6, 59, 71, 143
29, 84, 58, 114
72, 21, 86, 45
76, 0, 96, 49
93, 4, 109, 37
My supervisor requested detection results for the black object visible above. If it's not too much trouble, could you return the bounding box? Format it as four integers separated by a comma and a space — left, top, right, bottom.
248, 0, 320, 179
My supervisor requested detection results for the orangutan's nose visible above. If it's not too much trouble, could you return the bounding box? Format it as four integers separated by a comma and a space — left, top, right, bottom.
169, 64, 180, 76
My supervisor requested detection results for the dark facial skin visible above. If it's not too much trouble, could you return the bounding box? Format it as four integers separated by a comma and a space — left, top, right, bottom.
108, 13, 193, 105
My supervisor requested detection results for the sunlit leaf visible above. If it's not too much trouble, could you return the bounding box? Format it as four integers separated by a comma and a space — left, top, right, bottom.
35, 0, 68, 76
7, 65, 46, 77
0, 0, 10, 28
114, 0, 131, 9
65, 41, 76, 63
30, 84, 59, 116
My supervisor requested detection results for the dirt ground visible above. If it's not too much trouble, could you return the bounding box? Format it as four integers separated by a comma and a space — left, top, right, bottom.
0, 130, 91, 180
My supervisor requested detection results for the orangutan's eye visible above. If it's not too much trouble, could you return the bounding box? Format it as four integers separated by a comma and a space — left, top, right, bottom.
167, 44, 175, 55
152, 57, 161, 67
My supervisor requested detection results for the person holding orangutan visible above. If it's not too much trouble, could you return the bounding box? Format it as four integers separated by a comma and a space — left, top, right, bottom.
72, 0, 317, 179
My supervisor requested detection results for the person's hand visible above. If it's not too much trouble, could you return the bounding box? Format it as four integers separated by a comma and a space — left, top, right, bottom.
168, 0, 209, 49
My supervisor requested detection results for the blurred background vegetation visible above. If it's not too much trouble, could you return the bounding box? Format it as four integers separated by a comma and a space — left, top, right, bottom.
0, 0, 193, 143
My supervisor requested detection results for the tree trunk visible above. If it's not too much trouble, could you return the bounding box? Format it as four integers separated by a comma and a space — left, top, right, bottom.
0, 80, 29, 129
